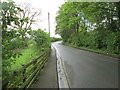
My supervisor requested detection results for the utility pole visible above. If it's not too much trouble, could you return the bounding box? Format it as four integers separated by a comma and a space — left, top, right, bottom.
48, 12, 50, 36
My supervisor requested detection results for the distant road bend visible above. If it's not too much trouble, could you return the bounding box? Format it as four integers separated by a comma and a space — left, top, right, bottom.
52, 41, 119, 88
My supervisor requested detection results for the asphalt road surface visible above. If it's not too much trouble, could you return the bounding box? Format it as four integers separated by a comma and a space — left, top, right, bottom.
52, 41, 119, 88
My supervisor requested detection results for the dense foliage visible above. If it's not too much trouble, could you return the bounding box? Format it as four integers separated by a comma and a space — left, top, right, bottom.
1, 1, 24, 66
1, 1, 51, 77
56, 2, 120, 55
51, 37, 62, 42
30, 30, 51, 52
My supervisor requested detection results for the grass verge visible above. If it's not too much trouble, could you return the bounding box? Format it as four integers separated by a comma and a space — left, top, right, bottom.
63, 42, 120, 59
9, 45, 42, 71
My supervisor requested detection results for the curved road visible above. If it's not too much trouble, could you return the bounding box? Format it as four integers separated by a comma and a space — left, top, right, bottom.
52, 41, 119, 88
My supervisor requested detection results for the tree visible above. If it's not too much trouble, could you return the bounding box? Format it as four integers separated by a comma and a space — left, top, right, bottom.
30, 29, 51, 53
12, 3, 41, 41
1, 1, 21, 60
56, 2, 120, 55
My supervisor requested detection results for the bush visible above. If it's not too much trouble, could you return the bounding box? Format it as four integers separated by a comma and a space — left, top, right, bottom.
51, 37, 62, 42
30, 29, 51, 52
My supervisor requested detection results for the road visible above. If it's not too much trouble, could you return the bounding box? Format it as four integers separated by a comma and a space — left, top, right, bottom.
52, 41, 119, 88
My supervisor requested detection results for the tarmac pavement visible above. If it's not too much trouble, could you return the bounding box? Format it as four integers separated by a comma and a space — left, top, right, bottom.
33, 47, 58, 88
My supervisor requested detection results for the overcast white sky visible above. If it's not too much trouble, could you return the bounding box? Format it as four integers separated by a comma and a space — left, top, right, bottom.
11, 0, 65, 37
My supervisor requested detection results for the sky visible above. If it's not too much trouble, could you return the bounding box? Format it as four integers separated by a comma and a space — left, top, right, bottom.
11, 0, 65, 37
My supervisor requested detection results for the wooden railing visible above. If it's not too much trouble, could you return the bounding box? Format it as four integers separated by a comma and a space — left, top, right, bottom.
2, 49, 51, 88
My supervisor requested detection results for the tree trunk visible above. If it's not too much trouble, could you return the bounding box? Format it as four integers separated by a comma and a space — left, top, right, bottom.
116, 2, 120, 23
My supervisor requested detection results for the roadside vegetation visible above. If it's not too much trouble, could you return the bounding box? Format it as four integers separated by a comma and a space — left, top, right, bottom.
51, 37, 62, 42
56, 2, 120, 56
1, 1, 51, 79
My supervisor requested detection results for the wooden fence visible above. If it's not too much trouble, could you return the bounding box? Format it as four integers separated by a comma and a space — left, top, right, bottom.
2, 49, 51, 88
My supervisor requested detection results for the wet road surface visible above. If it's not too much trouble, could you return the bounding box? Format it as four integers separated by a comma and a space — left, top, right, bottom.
52, 41, 119, 88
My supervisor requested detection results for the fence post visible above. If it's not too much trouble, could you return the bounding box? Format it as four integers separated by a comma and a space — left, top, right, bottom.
22, 65, 26, 83
42, 52, 46, 69
34, 59, 37, 70
2, 80, 9, 88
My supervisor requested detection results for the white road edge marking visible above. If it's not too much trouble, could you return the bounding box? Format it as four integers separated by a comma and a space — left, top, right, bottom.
52, 45, 70, 89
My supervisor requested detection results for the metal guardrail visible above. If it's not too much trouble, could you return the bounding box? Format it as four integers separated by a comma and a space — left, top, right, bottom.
2, 49, 51, 89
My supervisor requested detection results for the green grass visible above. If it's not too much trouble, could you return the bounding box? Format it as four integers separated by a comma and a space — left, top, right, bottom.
9, 45, 41, 71
5, 43, 50, 73
10, 48, 33, 71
